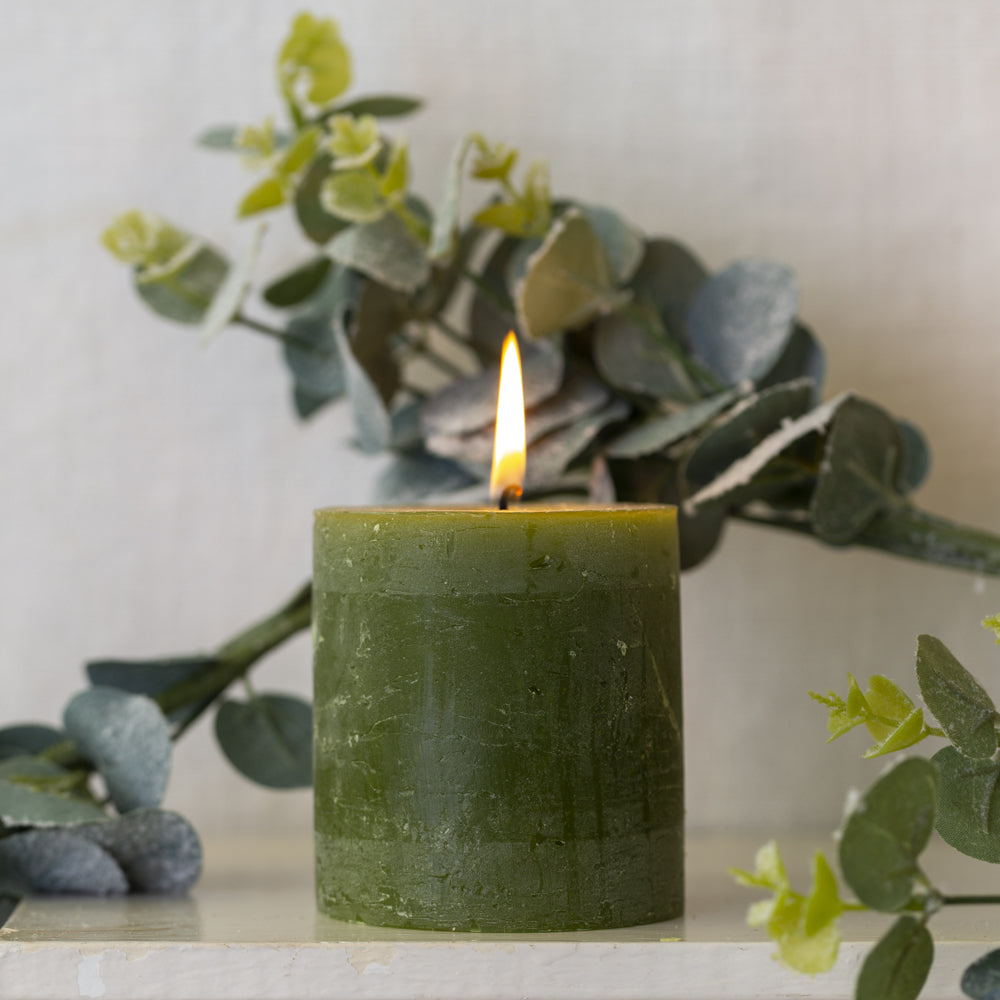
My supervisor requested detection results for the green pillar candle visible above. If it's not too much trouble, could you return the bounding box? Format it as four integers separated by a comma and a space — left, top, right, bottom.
313, 504, 682, 932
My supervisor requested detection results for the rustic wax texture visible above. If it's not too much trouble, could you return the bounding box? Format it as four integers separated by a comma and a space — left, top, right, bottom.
313, 506, 682, 932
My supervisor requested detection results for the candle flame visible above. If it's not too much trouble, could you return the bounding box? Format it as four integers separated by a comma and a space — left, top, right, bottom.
490, 331, 526, 503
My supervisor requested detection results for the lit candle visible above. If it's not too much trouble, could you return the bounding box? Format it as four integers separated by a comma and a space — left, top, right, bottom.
313, 333, 682, 932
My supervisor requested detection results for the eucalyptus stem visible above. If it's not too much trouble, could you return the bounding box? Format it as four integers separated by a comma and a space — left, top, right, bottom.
233, 312, 326, 355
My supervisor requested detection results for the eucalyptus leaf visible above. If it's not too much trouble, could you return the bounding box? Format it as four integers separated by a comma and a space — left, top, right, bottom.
79, 808, 202, 894
687, 393, 844, 511
467, 236, 518, 358
897, 419, 931, 494
86, 655, 218, 729
856, 915, 933, 1000
283, 314, 345, 412
962, 947, 1000, 1000
196, 125, 242, 151
629, 238, 708, 344
604, 388, 742, 459
915, 634, 998, 759
810, 396, 905, 545
0, 755, 67, 781
237, 177, 286, 218
838, 756, 938, 911
375, 450, 478, 503
63, 687, 172, 813
758, 323, 825, 400
263, 255, 331, 307
684, 379, 815, 490
135, 243, 230, 324
0, 830, 127, 896
214, 693, 312, 789
516, 208, 627, 339
593, 309, 699, 401
429, 135, 472, 262
686, 258, 798, 386
333, 315, 392, 453
933, 746, 1000, 862
326, 94, 423, 119
0, 778, 107, 826
295, 152, 350, 244
199, 223, 264, 344
328, 212, 429, 293
421, 338, 563, 438
351, 279, 408, 402
576, 203, 644, 285
0, 724, 63, 761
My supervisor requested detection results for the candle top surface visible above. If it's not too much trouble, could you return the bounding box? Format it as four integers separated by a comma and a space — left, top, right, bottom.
315, 504, 675, 517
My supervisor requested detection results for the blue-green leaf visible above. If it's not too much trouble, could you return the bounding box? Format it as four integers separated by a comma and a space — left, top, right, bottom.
214, 693, 312, 789
0, 779, 107, 826
933, 746, 1000, 862
0, 724, 63, 761
856, 915, 933, 1000
327, 213, 430, 293
263, 256, 332, 308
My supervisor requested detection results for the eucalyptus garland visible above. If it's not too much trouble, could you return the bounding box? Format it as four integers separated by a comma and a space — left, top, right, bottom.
1, 12, 999, 965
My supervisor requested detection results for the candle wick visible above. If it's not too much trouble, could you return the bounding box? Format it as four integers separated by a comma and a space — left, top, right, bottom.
498, 485, 523, 511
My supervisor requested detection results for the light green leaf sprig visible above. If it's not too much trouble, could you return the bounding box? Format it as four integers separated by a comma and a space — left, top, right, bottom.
100, 211, 191, 271
236, 118, 279, 169
469, 133, 552, 238
277, 12, 351, 118
327, 113, 380, 168
237, 126, 321, 219
809, 673, 943, 758
731, 840, 847, 974
983, 612, 1000, 644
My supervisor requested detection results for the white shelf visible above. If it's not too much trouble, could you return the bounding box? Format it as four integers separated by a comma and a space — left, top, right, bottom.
1, 832, 999, 999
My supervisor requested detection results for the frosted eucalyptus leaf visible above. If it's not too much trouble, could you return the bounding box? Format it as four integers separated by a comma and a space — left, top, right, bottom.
0, 778, 107, 826
605, 387, 742, 458
467, 236, 518, 357
421, 339, 563, 437
629, 238, 708, 343
838, 756, 938, 911
86, 655, 218, 729
0, 755, 67, 781
328, 212, 430, 293
516, 208, 627, 338
593, 310, 699, 401
283, 313, 345, 410
321, 170, 385, 223
688, 393, 844, 511
0, 724, 62, 760
79, 809, 202, 894
684, 379, 815, 491
897, 420, 931, 494
277, 12, 351, 109
328, 94, 423, 119
686, 258, 798, 385
0, 830, 127, 896
576, 203, 644, 285
810, 396, 904, 544
135, 243, 230, 324
295, 152, 350, 244
263, 256, 331, 307
375, 450, 478, 502
758, 323, 825, 400
63, 688, 171, 813
429, 135, 471, 262
199, 224, 264, 344
933, 746, 1000, 862
856, 915, 933, 1000
526, 398, 630, 490
916, 634, 998, 758
426, 370, 610, 471
214, 693, 312, 789
962, 947, 1000, 999
333, 317, 392, 452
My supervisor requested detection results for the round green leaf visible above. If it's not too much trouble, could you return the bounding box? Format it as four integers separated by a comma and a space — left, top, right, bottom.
897, 419, 931, 494
263, 256, 332, 307
916, 634, 998, 759
686, 258, 798, 386
629, 238, 708, 344
135, 243, 230, 324
0, 724, 63, 760
327, 94, 423, 120
933, 746, 1000, 862
962, 947, 1000, 999
576, 203, 644, 285
327, 213, 430, 293
0, 829, 127, 896
375, 450, 477, 503
856, 915, 933, 1000
758, 323, 825, 400
810, 396, 905, 544
283, 314, 345, 407
838, 756, 939, 911
295, 152, 350, 244
63, 687, 172, 813
214, 693, 312, 789
0, 778, 107, 826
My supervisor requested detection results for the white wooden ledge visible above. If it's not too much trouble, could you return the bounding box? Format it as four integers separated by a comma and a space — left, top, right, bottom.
1, 833, 998, 999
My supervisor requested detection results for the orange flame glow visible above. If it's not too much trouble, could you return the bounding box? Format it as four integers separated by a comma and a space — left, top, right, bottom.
490, 332, 526, 504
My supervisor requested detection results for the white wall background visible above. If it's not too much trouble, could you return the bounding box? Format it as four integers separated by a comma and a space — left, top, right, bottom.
1, 0, 999, 839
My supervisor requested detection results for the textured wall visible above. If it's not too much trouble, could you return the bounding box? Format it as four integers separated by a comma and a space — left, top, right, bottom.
1, 0, 999, 837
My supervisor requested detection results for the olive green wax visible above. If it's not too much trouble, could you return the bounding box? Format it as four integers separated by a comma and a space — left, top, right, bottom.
313, 505, 682, 932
